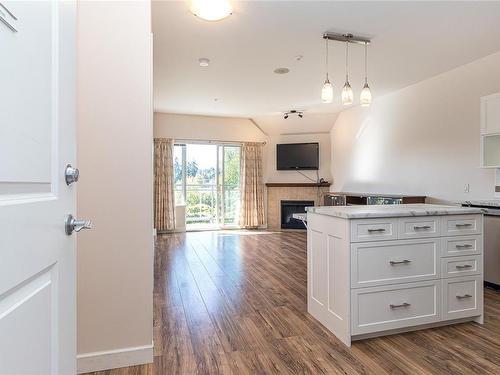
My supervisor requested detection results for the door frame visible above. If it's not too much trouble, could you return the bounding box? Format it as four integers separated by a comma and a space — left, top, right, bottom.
174, 140, 241, 230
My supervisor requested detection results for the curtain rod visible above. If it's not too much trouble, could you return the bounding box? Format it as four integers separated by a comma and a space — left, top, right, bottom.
172, 138, 266, 146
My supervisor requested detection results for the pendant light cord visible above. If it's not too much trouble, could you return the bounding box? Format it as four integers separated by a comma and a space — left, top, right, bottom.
325, 38, 329, 80
364, 42, 368, 84
345, 40, 349, 82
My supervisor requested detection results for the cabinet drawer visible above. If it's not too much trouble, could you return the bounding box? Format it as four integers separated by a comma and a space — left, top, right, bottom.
441, 256, 482, 278
398, 216, 440, 239
442, 215, 482, 236
441, 235, 482, 257
351, 239, 440, 288
351, 281, 441, 335
442, 276, 483, 320
350, 219, 398, 242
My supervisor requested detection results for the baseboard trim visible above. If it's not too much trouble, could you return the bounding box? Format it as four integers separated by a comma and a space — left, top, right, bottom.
77, 343, 153, 374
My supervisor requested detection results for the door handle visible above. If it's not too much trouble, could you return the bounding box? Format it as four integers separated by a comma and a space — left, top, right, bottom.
65, 164, 80, 185
65, 214, 92, 235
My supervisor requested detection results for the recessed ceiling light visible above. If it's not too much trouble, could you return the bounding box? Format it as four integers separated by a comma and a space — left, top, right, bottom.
274, 67, 290, 75
191, 0, 233, 22
295, 55, 303, 61
199, 58, 210, 67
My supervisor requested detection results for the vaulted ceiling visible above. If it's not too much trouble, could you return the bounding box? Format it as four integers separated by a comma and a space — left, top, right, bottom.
152, 1, 500, 134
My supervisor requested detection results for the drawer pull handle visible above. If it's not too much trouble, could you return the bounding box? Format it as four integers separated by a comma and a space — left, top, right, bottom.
390, 302, 411, 309
390, 260, 411, 265
455, 223, 473, 228
456, 244, 473, 249
456, 264, 473, 270
368, 228, 386, 233
456, 294, 473, 299
413, 225, 431, 230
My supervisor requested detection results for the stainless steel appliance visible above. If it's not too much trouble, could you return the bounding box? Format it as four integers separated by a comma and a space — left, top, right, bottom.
324, 192, 426, 206
464, 201, 500, 288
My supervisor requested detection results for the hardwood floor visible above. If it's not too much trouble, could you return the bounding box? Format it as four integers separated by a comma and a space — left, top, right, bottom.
85, 230, 500, 375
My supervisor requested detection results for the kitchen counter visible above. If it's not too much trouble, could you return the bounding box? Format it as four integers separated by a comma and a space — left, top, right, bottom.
307, 203, 485, 219
307, 204, 484, 346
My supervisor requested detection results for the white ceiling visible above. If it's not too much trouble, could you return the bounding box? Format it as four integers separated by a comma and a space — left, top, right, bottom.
152, 1, 500, 134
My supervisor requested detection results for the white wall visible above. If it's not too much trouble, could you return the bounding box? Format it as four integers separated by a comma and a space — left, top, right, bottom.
330, 51, 500, 203
154, 113, 332, 184
77, 1, 153, 372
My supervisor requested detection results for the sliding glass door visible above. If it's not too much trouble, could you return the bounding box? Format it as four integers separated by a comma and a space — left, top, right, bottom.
174, 142, 241, 230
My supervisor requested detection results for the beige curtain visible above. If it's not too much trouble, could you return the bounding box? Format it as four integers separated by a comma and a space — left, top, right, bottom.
239, 142, 265, 228
154, 138, 175, 231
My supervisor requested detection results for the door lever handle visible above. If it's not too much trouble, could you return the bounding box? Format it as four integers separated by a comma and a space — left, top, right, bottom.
65, 214, 92, 235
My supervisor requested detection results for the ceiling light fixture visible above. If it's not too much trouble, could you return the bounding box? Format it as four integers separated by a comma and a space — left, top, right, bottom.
321, 38, 333, 104
190, 0, 233, 21
321, 32, 372, 105
360, 42, 372, 106
283, 110, 304, 119
341, 37, 354, 105
199, 58, 210, 67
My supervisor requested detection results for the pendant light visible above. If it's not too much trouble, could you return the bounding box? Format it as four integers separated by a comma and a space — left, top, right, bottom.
341, 39, 354, 105
321, 38, 333, 103
360, 42, 372, 106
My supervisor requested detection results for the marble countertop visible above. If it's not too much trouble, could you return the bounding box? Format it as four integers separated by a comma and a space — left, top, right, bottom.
307, 204, 486, 219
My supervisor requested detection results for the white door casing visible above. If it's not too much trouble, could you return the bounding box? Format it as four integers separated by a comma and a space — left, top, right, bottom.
0, 1, 77, 374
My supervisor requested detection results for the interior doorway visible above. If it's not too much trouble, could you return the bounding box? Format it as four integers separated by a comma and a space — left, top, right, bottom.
174, 142, 241, 230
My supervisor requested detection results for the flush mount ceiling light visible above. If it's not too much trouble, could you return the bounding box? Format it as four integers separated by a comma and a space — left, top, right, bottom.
283, 110, 303, 119
191, 0, 233, 21
199, 57, 210, 67
321, 32, 372, 105
321, 38, 333, 104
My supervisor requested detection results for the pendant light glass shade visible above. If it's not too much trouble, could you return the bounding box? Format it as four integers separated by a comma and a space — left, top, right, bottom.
360, 82, 372, 106
342, 81, 353, 105
342, 40, 353, 105
321, 38, 333, 103
321, 79, 334, 103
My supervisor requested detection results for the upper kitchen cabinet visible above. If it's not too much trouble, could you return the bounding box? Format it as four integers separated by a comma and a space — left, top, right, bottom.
481, 93, 500, 135
480, 93, 500, 168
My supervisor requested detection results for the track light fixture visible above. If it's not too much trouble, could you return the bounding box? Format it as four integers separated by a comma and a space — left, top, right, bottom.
321, 32, 372, 105
283, 110, 304, 119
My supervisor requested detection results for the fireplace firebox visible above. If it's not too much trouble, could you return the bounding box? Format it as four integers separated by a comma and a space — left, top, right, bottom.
280, 200, 314, 229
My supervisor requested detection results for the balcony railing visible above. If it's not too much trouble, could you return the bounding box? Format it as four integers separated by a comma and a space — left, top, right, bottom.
175, 184, 240, 227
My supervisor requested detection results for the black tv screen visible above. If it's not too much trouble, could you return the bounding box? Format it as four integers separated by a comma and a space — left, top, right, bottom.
277, 143, 319, 170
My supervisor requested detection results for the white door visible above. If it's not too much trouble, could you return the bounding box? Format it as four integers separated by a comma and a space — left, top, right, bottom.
0, 1, 78, 374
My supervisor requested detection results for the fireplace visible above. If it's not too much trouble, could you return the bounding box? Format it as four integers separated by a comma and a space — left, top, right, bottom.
280, 200, 314, 229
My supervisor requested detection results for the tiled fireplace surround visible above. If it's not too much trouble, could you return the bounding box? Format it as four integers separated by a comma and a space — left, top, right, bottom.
266, 183, 331, 230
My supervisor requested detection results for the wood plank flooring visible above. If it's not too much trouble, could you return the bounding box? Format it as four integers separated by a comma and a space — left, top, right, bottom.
84, 230, 500, 375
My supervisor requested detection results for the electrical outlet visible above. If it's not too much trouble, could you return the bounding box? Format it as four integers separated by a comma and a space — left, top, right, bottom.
464, 183, 470, 193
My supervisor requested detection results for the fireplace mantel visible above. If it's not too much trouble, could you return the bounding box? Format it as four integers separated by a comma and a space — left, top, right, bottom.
265, 182, 331, 188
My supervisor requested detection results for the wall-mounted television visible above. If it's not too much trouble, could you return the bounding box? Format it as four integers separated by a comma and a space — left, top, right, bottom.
277, 142, 319, 170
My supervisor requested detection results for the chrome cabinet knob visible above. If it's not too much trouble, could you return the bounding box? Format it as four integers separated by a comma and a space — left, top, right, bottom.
65, 164, 80, 185
65, 214, 92, 235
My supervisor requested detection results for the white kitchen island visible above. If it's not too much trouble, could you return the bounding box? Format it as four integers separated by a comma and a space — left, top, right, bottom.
306, 204, 485, 346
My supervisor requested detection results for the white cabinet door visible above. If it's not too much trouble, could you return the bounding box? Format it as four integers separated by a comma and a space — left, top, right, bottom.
0, 2, 77, 374
481, 92, 500, 135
